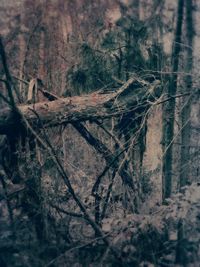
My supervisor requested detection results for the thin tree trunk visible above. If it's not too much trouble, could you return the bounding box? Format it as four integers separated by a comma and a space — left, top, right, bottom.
162, 0, 184, 201
179, 0, 194, 188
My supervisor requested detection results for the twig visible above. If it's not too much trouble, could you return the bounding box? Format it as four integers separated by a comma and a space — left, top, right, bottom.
45, 232, 112, 267
0, 184, 26, 202
92, 146, 128, 196
156, 92, 192, 105
50, 203, 83, 218
12, 75, 29, 85
94, 119, 124, 150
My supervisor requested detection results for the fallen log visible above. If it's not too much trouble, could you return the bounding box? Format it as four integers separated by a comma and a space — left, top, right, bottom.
0, 78, 161, 134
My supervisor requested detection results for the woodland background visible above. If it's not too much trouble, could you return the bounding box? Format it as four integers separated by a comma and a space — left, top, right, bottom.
0, 0, 200, 266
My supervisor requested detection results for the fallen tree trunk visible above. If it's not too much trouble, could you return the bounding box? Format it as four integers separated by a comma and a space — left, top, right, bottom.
0, 78, 161, 134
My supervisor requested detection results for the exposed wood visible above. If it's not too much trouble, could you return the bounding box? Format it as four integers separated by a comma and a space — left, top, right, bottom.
0, 79, 161, 134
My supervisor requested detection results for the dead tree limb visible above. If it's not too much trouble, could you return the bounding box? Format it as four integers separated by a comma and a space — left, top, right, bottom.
0, 79, 161, 134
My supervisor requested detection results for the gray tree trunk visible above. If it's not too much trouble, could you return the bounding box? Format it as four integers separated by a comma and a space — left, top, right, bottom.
179, 0, 194, 188
162, 0, 184, 201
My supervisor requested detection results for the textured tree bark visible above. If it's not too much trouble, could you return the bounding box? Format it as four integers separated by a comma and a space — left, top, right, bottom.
179, 0, 194, 188
162, 0, 184, 202
0, 79, 160, 134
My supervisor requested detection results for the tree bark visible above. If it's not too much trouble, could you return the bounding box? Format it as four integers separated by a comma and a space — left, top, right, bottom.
179, 0, 194, 188
162, 0, 184, 201
0, 79, 160, 134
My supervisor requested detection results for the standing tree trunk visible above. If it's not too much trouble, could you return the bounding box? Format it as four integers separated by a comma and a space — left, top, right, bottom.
162, 0, 184, 201
179, 0, 194, 188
